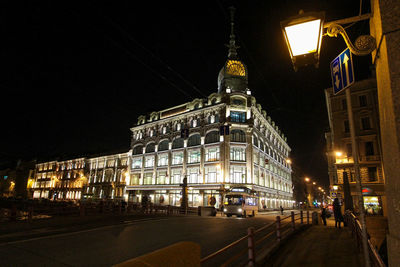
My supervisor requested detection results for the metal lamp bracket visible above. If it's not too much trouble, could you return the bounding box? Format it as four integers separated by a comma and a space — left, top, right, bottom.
323, 12, 376, 56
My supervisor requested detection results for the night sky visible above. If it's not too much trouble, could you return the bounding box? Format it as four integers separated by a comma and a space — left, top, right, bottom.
1, 1, 372, 188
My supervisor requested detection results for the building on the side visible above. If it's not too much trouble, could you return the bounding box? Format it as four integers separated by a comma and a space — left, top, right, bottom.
126, 19, 293, 209
31, 158, 86, 200
325, 78, 385, 215
83, 151, 130, 201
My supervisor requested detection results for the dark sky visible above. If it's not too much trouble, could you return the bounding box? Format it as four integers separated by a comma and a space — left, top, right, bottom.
1, 1, 372, 188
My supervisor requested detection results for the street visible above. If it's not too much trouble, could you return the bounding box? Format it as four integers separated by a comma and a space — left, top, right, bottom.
0, 213, 281, 266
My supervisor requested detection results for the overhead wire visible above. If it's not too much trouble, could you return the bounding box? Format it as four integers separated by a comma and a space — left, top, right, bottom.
100, 15, 207, 98
66, 7, 193, 99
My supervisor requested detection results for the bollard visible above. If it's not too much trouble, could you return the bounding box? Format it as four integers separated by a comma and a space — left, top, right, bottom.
291, 211, 295, 230
247, 227, 255, 266
300, 210, 303, 224
307, 210, 310, 225
276, 216, 281, 242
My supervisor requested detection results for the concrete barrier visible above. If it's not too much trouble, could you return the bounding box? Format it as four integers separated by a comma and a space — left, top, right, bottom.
113, 241, 201, 267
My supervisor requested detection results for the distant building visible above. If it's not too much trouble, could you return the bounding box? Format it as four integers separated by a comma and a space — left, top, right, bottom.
325, 78, 385, 215
31, 158, 86, 200
0, 168, 16, 197
127, 21, 293, 209
83, 152, 130, 200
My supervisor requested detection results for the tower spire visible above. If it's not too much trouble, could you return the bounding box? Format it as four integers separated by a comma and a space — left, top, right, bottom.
227, 6, 239, 59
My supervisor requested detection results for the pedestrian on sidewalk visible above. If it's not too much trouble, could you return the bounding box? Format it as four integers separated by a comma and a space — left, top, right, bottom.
321, 206, 327, 226
280, 206, 284, 215
333, 198, 343, 228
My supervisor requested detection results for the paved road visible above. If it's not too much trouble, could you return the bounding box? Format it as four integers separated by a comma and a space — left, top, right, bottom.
0, 213, 282, 267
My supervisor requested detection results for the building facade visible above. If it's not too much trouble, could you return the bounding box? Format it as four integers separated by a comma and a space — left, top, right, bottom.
83, 152, 130, 200
127, 27, 293, 209
31, 158, 87, 200
325, 78, 385, 215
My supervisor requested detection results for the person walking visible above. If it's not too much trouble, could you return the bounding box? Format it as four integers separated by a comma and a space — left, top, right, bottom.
280, 206, 284, 215
333, 198, 343, 228
321, 206, 327, 226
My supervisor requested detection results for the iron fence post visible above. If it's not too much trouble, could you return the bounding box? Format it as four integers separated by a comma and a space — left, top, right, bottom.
248, 227, 255, 266
300, 210, 303, 224
291, 211, 295, 230
276, 216, 281, 242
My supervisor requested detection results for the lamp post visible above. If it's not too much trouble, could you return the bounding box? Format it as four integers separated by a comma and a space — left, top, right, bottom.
281, 11, 375, 267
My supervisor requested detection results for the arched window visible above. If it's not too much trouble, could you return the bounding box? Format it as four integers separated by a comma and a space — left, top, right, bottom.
172, 137, 184, 149
145, 143, 155, 153
158, 140, 169, 151
260, 141, 265, 152
231, 129, 246, 143
133, 145, 143, 155
205, 131, 219, 144
253, 136, 259, 147
188, 134, 201, 147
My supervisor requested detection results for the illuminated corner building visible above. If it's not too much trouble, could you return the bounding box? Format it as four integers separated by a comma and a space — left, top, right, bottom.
127, 12, 293, 209
31, 158, 86, 200
325, 78, 386, 215
83, 151, 130, 201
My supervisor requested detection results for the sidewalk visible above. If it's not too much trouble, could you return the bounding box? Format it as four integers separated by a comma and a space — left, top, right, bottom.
263, 216, 365, 267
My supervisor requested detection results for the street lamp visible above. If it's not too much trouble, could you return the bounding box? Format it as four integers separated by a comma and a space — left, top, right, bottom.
281, 11, 324, 71
304, 177, 310, 182
281, 11, 376, 71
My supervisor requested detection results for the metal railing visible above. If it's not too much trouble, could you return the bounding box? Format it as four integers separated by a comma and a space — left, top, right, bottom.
344, 211, 386, 267
201, 210, 310, 266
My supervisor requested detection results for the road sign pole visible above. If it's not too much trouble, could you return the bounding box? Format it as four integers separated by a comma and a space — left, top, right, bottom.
345, 87, 370, 267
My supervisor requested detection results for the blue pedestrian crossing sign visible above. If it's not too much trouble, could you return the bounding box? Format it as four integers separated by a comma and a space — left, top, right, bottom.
330, 48, 354, 95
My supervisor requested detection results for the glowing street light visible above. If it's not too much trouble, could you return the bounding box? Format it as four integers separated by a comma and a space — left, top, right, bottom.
285, 159, 292, 164
280, 11, 324, 71
304, 177, 310, 182
281, 11, 375, 71
312, 182, 316, 185
335, 151, 343, 157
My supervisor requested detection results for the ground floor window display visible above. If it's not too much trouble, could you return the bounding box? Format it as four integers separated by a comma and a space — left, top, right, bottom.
127, 188, 292, 210
363, 196, 382, 215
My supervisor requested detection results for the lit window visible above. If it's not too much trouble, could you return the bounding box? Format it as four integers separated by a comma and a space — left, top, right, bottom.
172, 152, 184, 165
132, 157, 142, 169
188, 168, 200, 184
229, 166, 246, 183
188, 150, 201, 164
230, 147, 246, 161
145, 156, 155, 168
157, 171, 167, 184
205, 147, 220, 162
158, 153, 168, 166
143, 173, 153, 185
231, 111, 246, 123
205, 166, 220, 183
171, 169, 182, 184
